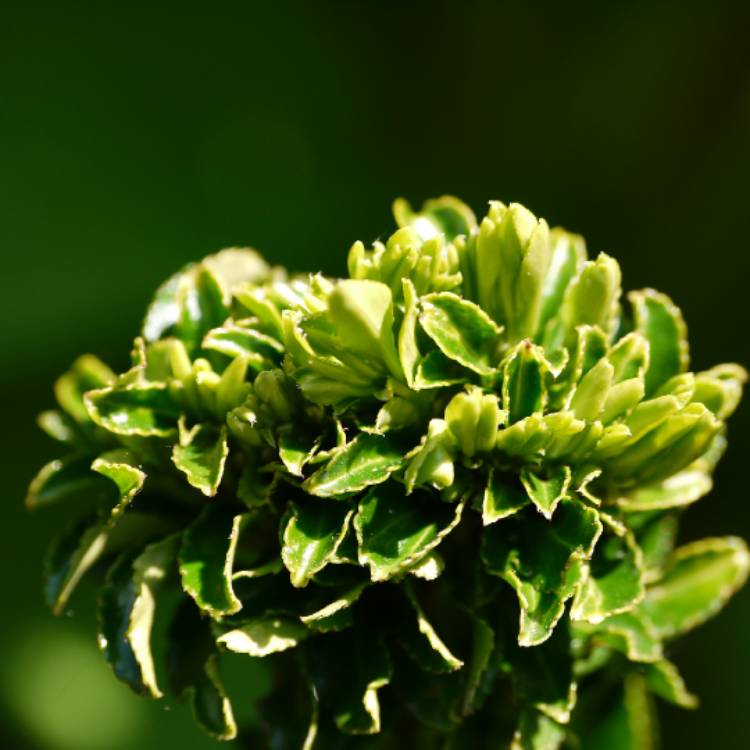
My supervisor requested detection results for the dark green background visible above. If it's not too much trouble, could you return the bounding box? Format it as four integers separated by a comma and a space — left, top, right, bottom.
2, 1, 749, 748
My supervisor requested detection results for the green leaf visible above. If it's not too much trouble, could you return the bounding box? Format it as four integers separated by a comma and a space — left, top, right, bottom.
538, 228, 586, 335
45, 512, 171, 616
26, 453, 112, 510
300, 582, 368, 632
413, 349, 469, 389
482, 501, 602, 646
98, 535, 179, 698
638, 536, 750, 638
511, 710, 565, 750
37, 409, 84, 444
54, 354, 115, 424
202, 324, 283, 365
304, 433, 406, 498
574, 611, 662, 663
236, 463, 275, 509
629, 289, 689, 395
520, 465, 572, 520
569, 358, 615, 422
576, 674, 658, 750
419, 292, 502, 375
445, 385, 502, 456
172, 421, 228, 496
91, 450, 146, 521
571, 531, 645, 624
644, 659, 697, 709
179, 504, 243, 617
398, 278, 420, 387
281, 499, 354, 587
355, 483, 464, 582
507, 620, 576, 724
217, 617, 308, 657
158, 266, 230, 353
461, 611, 496, 715
615, 468, 712, 512
306, 630, 392, 735
407, 551, 445, 581
328, 279, 403, 380
45, 519, 110, 616
86, 383, 181, 437
483, 469, 530, 525
167, 601, 237, 741
277, 428, 319, 476
503, 341, 548, 422
404, 418, 455, 493
693, 363, 747, 419
398, 582, 464, 673
393, 195, 477, 241
561, 253, 621, 339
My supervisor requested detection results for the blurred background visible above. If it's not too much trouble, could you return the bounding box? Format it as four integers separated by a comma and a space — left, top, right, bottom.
2, 1, 750, 747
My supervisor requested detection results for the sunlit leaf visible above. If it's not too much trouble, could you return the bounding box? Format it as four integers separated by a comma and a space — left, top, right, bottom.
179, 504, 243, 616
355, 483, 464, 582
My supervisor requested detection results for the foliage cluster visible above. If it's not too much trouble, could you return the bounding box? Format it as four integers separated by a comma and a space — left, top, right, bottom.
28, 196, 748, 748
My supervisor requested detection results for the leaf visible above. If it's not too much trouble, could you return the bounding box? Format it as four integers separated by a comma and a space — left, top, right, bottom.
569, 359, 615, 422
172, 421, 228, 496
571, 531, 645, 624
86, 383, 181, 437
693, 363, 747, 420
398, 278, 420, 387
327, 279, 403, 379
217, 617, 308, 657
393, 195, 477, 241
168, 601, 237, 741
615, 468, 712, 512
407, 551, 445, 581
538, 228, 586, 334
355, 483, 464, 582
236, 463, 275, 509
45, 512, 171, 616
483, 470, 530, 524
503, 341, 548, 422
300, 582, 368, 632
26, 453, 112, 510
277, 428, 319, 476
644, 659, 697, 709
629, 289, 689, 395
414, 349, 469, 389
511, 710, 565, 750
419, 292, 502, 375
561, 253, 621, 339
169, 266, 230, 353
576, 674, 658, 750
179, 504, 243, 616
482, 500, 602, 646
91, 450, 146, 521
281, 499, 354, 587
305, 630, 392, 735
575, 611, 662, 663
304, 433, 406, 498
45, 519, 110, 616
202, 325, 283, 365
638, 536, 750, 638
461, 611, 496, 715
404, 418, 455, 493
54, 354, 115, 424
520, 465, 572, 520
398, 582, 464, 673
98, 535, 179, 698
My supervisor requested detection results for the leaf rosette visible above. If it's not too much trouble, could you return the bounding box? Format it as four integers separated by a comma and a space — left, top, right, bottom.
27, 196, 748, 748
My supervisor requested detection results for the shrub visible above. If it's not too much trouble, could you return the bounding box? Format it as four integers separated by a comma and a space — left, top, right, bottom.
27, 196, 748, 748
